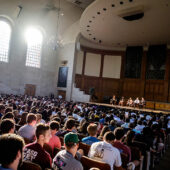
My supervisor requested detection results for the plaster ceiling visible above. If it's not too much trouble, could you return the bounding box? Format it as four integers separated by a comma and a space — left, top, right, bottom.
80, 0, 170, 47
66, 0, 95, 9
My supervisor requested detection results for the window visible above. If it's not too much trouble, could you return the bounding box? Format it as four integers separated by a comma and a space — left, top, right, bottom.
25, 28, 43, 68
0, 21, 11, 62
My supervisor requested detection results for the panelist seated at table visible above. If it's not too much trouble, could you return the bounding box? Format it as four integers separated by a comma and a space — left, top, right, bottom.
126, 97, 134, 107
139, 97, 146, 108
110, 95, 117, 105
119, 97, 125, 106
134, 97, 140, 107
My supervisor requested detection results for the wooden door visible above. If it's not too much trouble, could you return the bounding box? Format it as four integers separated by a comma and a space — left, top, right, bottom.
25, 84, 36, 96
58, 90, 66, 100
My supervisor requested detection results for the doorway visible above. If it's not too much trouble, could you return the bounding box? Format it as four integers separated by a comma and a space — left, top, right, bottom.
24, 84, 36, 96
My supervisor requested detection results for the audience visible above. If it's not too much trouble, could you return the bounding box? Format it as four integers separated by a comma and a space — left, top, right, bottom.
18, 113, 37, 141
0, 94, 169, 170
88, 131, 122, 170
0, 119, 15, 134
52, 132, 83, 170
0, 134, 25, 170
0, 105, 5, 119
113, 127, 131, 161
48, 121, 61, 151
24, 123, 52, 170
82, 124, 100, 145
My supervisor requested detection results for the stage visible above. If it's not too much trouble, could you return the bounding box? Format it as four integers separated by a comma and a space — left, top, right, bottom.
88, 101, 170, 114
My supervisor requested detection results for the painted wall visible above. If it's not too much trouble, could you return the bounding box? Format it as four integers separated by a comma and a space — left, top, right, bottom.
0, 0, 83, 98
75, 51, 84, 74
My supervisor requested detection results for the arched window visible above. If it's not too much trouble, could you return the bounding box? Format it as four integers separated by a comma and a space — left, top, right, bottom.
0, 20, 11, 62
25, 27, 43, 68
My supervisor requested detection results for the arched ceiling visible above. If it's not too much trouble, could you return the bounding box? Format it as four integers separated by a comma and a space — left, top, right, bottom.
80, 0, 170, 47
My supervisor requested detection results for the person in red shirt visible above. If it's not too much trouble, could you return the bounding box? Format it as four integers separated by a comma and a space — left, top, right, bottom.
24, 123, 52, 170
113, 127, 131, 161
48, 121, 61, 151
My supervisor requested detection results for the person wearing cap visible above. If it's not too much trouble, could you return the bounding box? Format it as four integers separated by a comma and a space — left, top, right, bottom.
52, 132, 83, 170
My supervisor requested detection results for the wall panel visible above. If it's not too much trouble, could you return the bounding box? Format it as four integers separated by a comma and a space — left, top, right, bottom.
122, 79, 142, 98
103, 55, 121, 78
84, 53, 101, 77
75, 51, 84, 74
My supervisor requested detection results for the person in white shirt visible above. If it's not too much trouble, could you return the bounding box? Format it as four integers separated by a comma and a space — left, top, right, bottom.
88, 132, 123, 170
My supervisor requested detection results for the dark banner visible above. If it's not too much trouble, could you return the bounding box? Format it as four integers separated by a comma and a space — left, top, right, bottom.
57, 67, 68, 88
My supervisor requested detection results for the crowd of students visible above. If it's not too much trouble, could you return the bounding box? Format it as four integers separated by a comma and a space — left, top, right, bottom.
0, 94, 170, 170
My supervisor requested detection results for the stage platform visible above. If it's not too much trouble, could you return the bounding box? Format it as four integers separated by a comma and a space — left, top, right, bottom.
88, 101, 170, 114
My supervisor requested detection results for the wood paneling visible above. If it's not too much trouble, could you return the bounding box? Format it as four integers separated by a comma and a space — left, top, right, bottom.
102, 78, 120, 96
122, 79, 142, 98
145, 80, 166, 102
75, 48, 170, 103
75, 74, 82, 89
146, 101, 155, 109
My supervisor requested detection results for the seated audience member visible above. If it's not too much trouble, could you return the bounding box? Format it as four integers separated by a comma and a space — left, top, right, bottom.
0, 134, 25, 170
135, 120, 145, 132
24, 123, 52, 170
121, 118, 130, 129
18, 113, 37, 141
109, 120, 116, 131
0, 105, 5, 119
5, 107, 13, 114
98, 125, 110, 140
1, 112, 14, 120
36, 113, 46, 124
59, 119, 77, 137
0, 119, 15, 134
53, 132, 83, 170
48, 121, 61, 150
113, 127, 131, 161
18, 112, 28, 126
82, 124, 100, 145
78, 121, 89, 136
88, 132, 122, 170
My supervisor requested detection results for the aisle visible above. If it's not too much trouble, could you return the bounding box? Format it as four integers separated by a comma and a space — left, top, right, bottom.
154, 147, 170, 170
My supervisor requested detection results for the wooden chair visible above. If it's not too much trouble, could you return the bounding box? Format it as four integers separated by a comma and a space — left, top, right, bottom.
120, 153, 129, 168
80, 156, 111, 170
18, 161, 41, 170
43, 143, 53, 158
79, 142, 91, 156
77, 133, 87, 141
23, 138, 31, 145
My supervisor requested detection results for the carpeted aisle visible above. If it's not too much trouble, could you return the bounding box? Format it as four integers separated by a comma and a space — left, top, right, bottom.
154, 147, 170, 170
